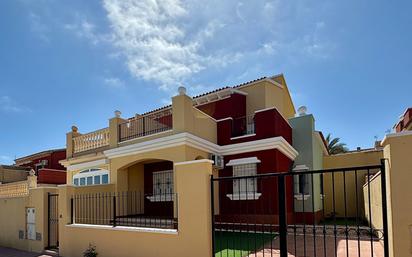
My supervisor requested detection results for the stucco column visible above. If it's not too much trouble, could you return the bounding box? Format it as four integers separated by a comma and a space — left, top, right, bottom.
66, 126, 80, 158
58, 185, 75, 257
172, 89, 194, 134
381, 131, 412, 257
174, 159, 213, 257
109, 111, 126, 148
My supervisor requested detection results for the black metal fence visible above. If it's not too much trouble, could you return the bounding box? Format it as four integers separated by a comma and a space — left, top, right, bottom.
211, 161, 389, 257
71, 191, 178, 229
232, 115, 255, 137
119, 108, 173, 142
47, 193, 59, 249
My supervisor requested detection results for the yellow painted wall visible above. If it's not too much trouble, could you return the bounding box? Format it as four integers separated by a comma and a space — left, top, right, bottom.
0, 187, 58, 253
363, 172, 383, 234
382, 133, 412, 257
238, 78, 295, 119
323, 150, 383, 217
58, 160, 213, 257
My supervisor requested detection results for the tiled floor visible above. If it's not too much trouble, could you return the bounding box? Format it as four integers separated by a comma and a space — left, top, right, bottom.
253, 235, 384, 257
0, 247, 56, 257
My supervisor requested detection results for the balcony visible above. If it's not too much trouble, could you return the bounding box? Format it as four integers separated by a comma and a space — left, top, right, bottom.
118, 107, 173, 142
66, 90, 217, 159
231, 115, 255, 138
217, 108, 292, 145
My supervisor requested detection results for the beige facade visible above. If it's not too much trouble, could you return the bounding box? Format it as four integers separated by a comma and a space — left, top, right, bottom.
0, 186, 58, 253
58, 160, 213, 257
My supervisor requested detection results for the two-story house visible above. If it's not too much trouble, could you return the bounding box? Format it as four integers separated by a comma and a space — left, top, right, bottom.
60, 74, 327, 227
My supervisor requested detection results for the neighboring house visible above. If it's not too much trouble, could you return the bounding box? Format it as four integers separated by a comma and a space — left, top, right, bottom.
61, 74, 328, 225
394, 107, 412, 132
14, 148, 67, 185
0, 165, 30, 184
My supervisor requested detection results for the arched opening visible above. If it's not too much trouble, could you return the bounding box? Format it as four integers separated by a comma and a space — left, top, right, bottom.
123, 159, 176, 227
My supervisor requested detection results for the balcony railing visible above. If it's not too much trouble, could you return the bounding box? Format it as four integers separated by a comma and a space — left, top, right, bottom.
232, 115, 255, 138
119, 108, 173, 142
73, 128, 110, 153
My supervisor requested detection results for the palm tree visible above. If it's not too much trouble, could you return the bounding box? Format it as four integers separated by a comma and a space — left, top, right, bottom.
325, 133, 349, 154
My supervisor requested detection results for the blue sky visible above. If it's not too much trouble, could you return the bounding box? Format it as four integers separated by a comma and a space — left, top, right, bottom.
0, 0, 411, 164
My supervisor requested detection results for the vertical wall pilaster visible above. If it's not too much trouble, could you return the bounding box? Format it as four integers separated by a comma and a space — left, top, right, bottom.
174, 159, 213, 257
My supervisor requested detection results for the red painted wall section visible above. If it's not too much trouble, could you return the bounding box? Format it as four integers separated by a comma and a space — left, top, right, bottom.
216, 119, 233, 145
217, 108, 292, 146
217, 149, 293, 224
196, 93, 246, 120
143, 161, 174, 217
396, 108, 412, 132
37, 168, 66, 184
19, 149, 66, 171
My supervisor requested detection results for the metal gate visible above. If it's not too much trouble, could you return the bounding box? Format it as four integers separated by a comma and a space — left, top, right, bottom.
211, 160, 389, 257
47, 193, 59, 250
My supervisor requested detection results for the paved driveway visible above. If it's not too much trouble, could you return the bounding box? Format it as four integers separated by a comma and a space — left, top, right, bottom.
0, 247, 55, 257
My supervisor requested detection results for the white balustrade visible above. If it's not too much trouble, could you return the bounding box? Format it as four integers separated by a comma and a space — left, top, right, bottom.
73, 128, 110, 153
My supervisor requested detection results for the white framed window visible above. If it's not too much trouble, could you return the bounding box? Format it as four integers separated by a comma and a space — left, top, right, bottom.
226, 158, 262, 200
73, 168, 110, 186
147, 170, 174, 202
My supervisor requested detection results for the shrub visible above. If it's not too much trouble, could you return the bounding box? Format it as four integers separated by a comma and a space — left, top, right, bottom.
83, 243, 98, 257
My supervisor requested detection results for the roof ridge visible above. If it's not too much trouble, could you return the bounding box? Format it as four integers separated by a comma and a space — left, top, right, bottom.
132, 75, 274, 118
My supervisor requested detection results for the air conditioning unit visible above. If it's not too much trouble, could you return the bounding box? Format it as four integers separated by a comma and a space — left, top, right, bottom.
210, 154, 224, 169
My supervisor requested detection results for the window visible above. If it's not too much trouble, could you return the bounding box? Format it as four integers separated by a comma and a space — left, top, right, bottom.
72, 168, 110, 186
102, 174, 109, 184
233, 163, 257, 194
226, 157, 262, 200
147, 170, 173, 202
293, 165, 310, 200
228, 163, 262, 200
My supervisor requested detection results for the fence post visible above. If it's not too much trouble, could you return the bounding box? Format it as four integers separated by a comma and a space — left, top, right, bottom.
47, 193, 51, 248
380, 159, 390, 257
70, 197, 74, 224
210, 175, 215, 257
113, 195, 117, 227
278, 175, 288, 257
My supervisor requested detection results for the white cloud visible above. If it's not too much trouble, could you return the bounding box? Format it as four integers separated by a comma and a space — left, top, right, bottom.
28, 12, 50, 42
0, 96, 31, 113
103, 77, 125, 88
103, 0, 204, 93
96, 0, 335, 93
64, 17, 110, 45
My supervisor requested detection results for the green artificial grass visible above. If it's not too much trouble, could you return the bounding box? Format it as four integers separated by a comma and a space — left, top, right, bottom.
214, 231, 277, 257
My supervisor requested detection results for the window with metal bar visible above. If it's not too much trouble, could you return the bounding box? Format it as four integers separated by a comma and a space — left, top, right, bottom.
227, 163, 261, 200
148, 170, 174, 202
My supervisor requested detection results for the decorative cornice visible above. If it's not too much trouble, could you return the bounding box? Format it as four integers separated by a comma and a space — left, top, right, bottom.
104, 132, 298, 161
66, 159, 109, 171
